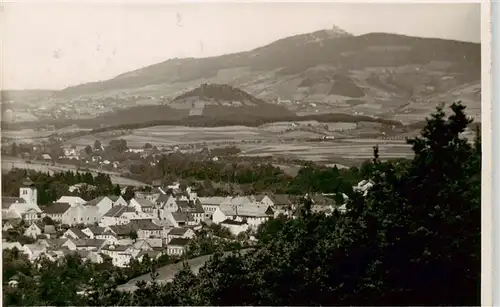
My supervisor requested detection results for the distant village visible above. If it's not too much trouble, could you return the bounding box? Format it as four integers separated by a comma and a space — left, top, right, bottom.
2, 176, 373, 268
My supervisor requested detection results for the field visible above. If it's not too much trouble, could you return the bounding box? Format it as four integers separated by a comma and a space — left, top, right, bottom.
2, 129, 54, 142
239, 139, 412, 163
1, 157, 146, 187
62, 122, 415, 166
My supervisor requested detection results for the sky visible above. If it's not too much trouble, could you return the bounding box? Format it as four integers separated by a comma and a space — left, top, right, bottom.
1, 1, 481, 90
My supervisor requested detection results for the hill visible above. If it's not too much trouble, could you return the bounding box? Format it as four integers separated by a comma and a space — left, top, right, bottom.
4, 27, 481, 128
170, 83, 296, 119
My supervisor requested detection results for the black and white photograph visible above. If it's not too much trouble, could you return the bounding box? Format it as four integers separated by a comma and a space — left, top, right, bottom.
0, 1, 486, 306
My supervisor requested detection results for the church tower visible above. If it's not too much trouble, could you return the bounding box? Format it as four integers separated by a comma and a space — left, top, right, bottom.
19, 178, 37, 205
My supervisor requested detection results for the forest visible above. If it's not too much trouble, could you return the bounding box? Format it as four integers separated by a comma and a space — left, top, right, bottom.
2, 102, 480, 306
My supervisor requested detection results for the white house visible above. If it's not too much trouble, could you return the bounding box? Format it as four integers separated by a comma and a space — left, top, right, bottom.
213, 203, 273, 229
74, 239, 106, 251
135, 191, 161, 203
166, 238, 190, 256
233, 204, 274, 229
3, 241, 23, 251
198, 197, 228, 218
129, 198, 155, 214
165, 227, 195, 243
61, 203, 100, 226
56, 196, 86, 207
82, 226, 112, 238
212, 205, 233, 225
43, 202, 71, 223
221, 196, 253, 208
24, 223, 43, 239
190, 203, 206, 224
22, 243, 47, 262
220, 219, 249, 236
85, 196, 114, 217
63, 228, 89, 240
156, 194, 178, 213
99, 206, 136, 227
110, 195, 128, 207
2, 220, 20, 232
132, 220, 163, 240
100, 244, 134, 267
252, 194, 275, 207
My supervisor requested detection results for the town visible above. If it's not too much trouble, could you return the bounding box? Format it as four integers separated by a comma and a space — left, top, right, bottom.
2, 174, 372, 274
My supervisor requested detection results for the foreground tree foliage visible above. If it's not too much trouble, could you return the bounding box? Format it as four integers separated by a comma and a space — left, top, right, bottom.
125, 102, 478, 306
2, 102, 480, 306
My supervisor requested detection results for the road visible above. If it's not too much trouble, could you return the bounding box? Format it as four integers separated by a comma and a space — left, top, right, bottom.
1, 157, 147, 187
117, 248, 254, 292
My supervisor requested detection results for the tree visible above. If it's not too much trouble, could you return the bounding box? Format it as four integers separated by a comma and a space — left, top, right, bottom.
11, 142, 19, 156
129, 230, 138, 241
109, 139, 128, 153
93, 140, 102, 150
42, 216, 55, 225
84, 145, 93, 155
122, 187, 135, 201
120, 102, 479, 306
143, 143, 153, 149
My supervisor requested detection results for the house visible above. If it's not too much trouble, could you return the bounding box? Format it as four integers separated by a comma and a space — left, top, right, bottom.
233, 204, 274, 229
84, 196, 114, 217
132, 239, 153, 253
2, 219, 21, 231
109, 224, 134, 240
131, 219, 163, 239
22, 243, 47, 261
62, 203, 100, 226
221, 196, 253, 208
74, 239, 106, 251
41, 154, 52, 161
156, 194, 178, 213
166, 238, 190, 256
220, 219, 249, 236
166, 227, 195, 243
63, 228, 90, 240
82, 226, 112, 238
39, 238, 76, 251
129, 198, 155, 214
100, 205, 135, 227
100, 244, 133, 267
3, 241, 23, 251
56, 196, 86, 207
213, 202, 273, 229
109, 195, 128, 207
43, 225, 57, 238
188, 202, 205, 224
252, 194, 275, 207
165, 211, 193, 227
24, 222, 43, 239
135, 191, 161, 203
198, 197, 228, 218
43, 202, 71, 223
